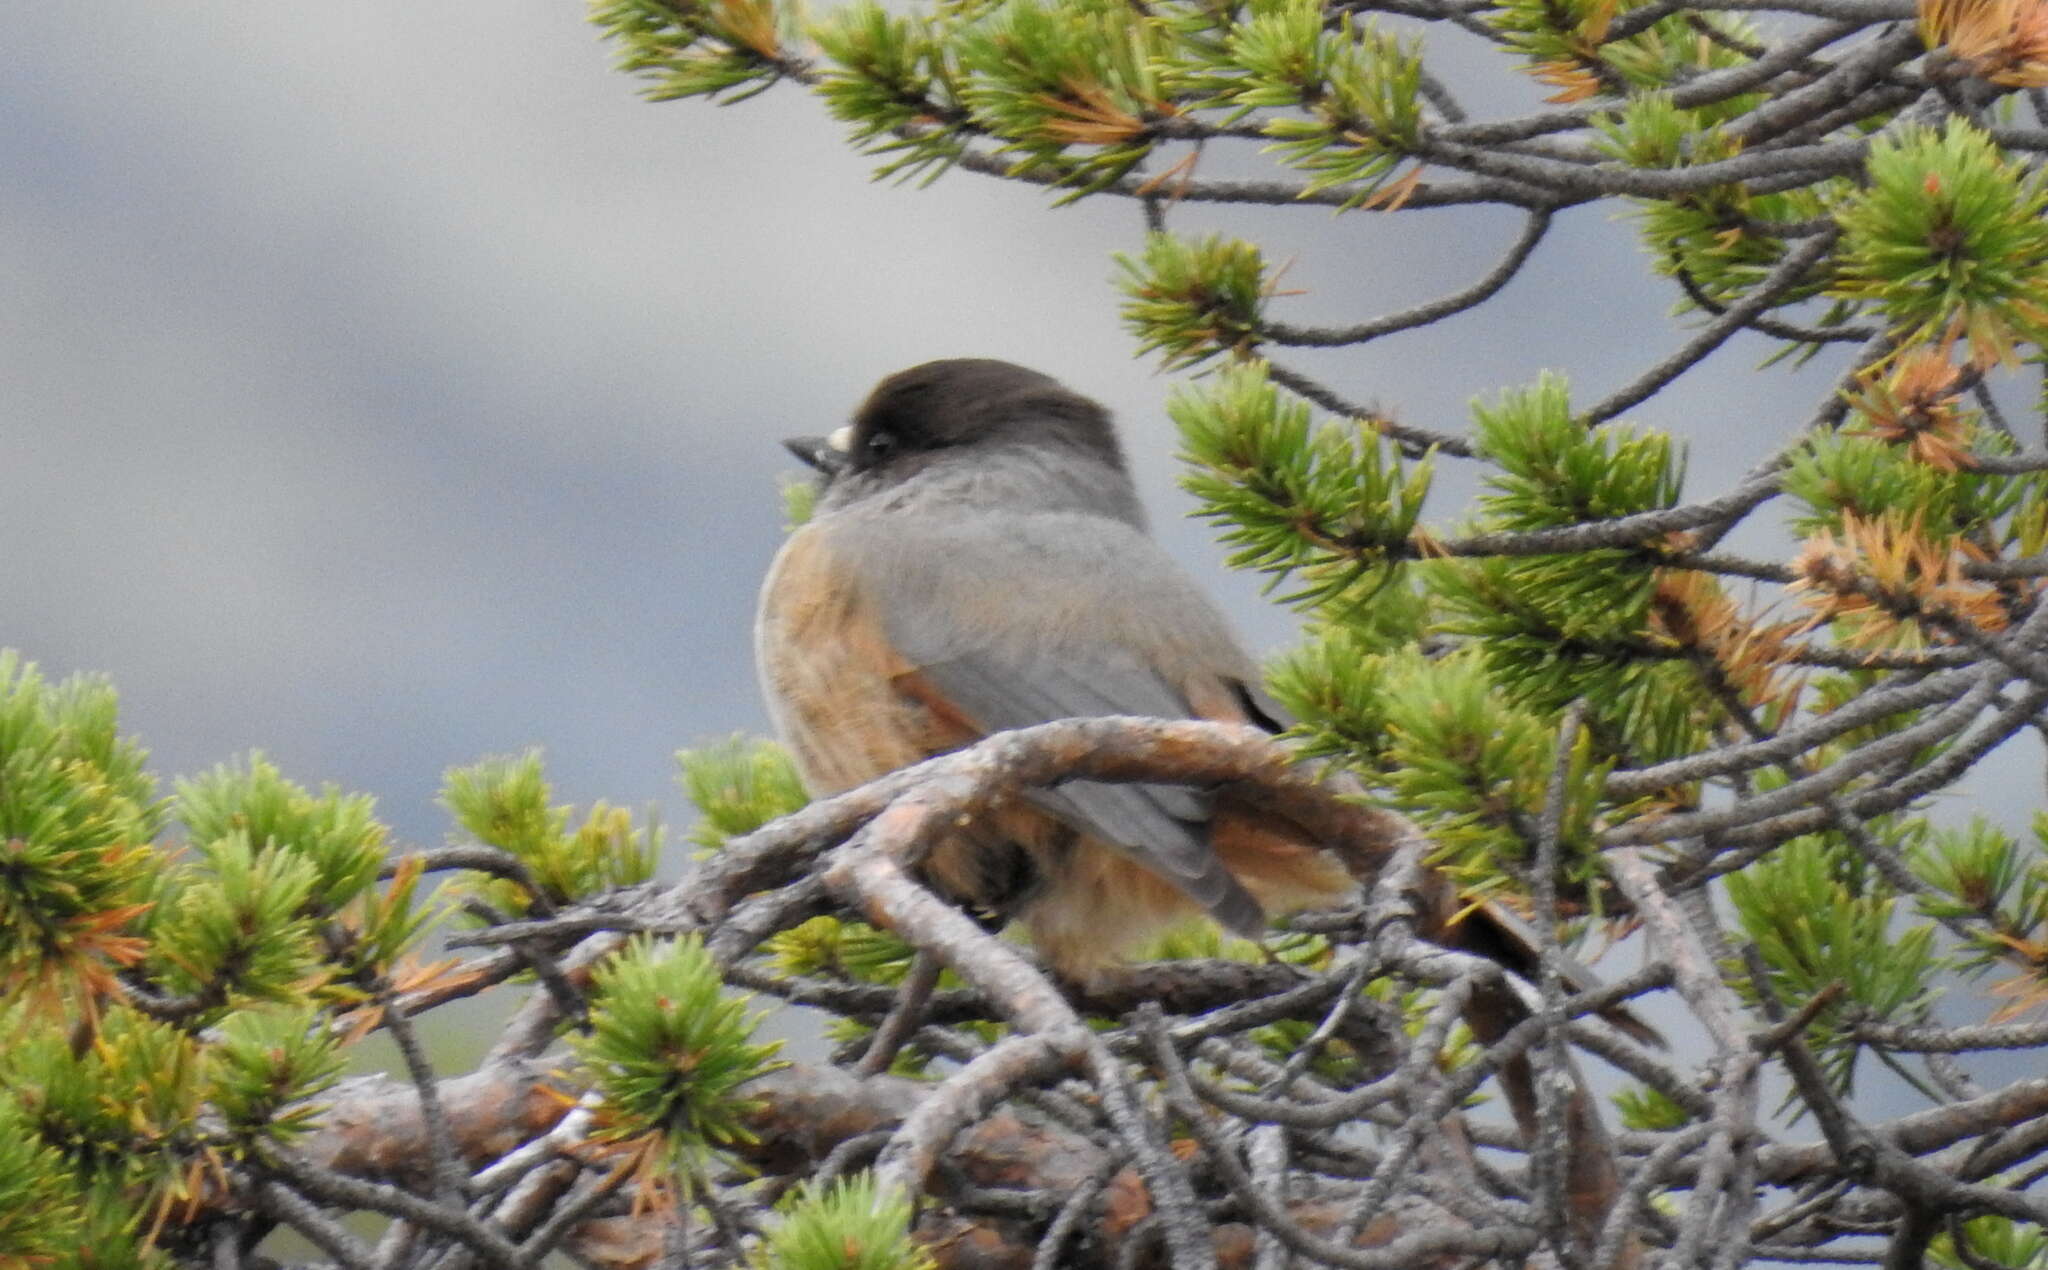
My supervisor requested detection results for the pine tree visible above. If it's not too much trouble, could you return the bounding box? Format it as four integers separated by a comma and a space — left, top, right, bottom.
11, 1, 2048, 1266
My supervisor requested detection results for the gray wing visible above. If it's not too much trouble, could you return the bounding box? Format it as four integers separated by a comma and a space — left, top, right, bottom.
914, 648, 1266, 935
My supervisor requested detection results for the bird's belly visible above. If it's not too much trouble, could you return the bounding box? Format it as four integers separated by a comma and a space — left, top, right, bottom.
756, 532, 948, 795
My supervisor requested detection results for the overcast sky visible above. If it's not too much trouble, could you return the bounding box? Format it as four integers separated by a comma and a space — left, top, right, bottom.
7, 3, 2034, 874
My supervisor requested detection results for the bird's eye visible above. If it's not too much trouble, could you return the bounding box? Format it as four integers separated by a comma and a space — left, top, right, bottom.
864, 430, 899, 461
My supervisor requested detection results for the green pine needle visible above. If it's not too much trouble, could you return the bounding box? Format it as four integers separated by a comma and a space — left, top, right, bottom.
1834, 120, 2048, 362
751, 1173, 933, 1270
570, 935, 784, 1174
678, 735, 810, 850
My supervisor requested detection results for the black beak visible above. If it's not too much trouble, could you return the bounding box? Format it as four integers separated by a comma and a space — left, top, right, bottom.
783, 435, 846, 475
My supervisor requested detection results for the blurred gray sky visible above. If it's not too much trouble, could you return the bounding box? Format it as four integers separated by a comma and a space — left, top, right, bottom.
5, 2, 2035, 874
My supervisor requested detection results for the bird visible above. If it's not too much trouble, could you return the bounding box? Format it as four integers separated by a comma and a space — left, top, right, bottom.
753, 358, 1360, 977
